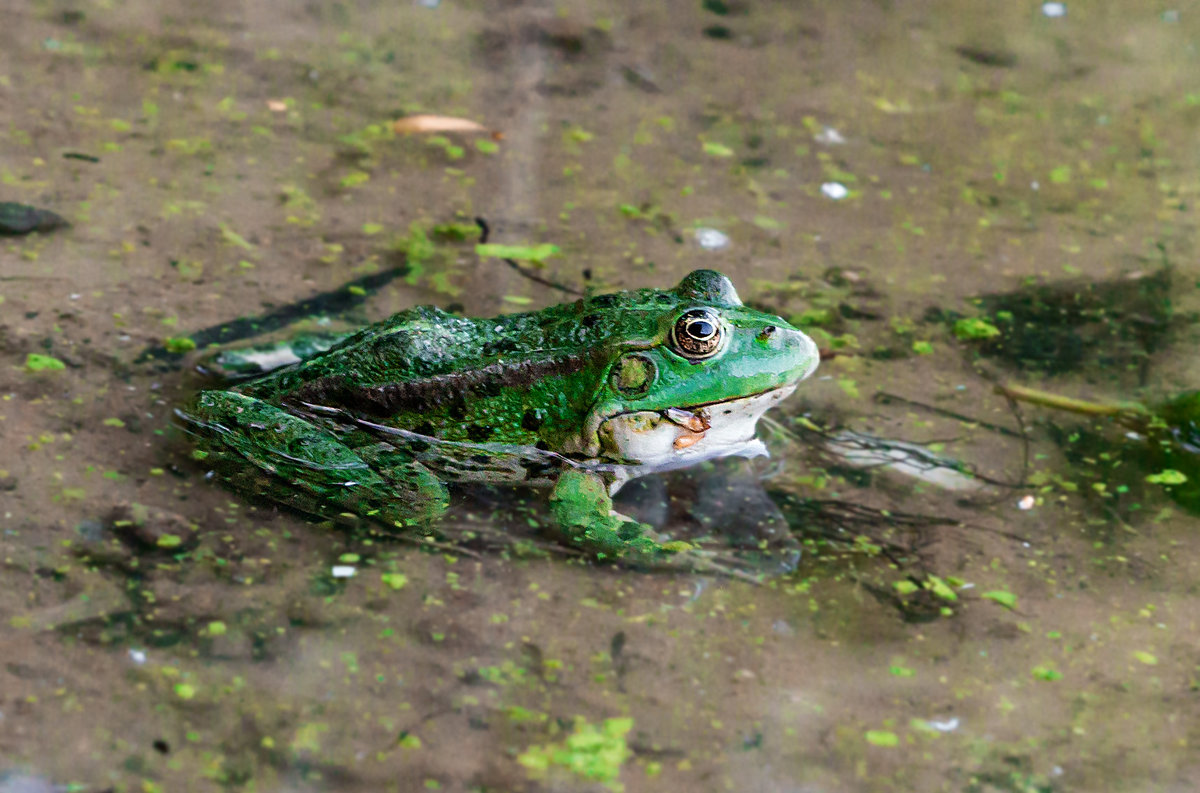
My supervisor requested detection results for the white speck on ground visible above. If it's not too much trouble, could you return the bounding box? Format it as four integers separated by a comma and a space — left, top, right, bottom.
821, 182, 849, 200
694, 227, 730, 250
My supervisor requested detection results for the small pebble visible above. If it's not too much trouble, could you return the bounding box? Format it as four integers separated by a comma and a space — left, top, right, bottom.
1018, 494, 1036, 510
128, 648, 147, 664
694, 227, 730, 250
814, 126, 845, 145
820, 182, 849, 200
1041, 2, 1066, 17
331, 565, 357, 578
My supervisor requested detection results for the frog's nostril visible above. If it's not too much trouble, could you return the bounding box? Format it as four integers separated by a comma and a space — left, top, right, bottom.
757, 326, 777, 343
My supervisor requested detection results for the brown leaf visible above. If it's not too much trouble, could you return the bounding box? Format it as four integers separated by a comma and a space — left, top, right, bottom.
392, 114, 492, 135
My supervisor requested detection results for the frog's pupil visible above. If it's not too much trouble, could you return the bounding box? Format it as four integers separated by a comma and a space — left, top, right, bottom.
689, 320, 715, 339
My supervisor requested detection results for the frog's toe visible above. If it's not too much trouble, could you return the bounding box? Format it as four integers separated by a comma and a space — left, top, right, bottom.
627, 545, 767, 583
197, 331, 351, 381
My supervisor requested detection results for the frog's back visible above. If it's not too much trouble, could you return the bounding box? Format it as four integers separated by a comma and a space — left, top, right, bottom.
238, 305, 501, 397
233, 289, 686, 450
241, 290, 671, 400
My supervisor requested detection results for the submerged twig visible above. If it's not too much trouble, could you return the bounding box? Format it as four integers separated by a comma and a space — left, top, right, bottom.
993, 382, 1149, 430
474, 217, 583, 296
874, 391, 1022, 438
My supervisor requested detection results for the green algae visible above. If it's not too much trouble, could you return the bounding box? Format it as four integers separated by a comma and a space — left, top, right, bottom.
3, 2, 1200, 791
518, 716, 633, 790
24, 353, 66, 372
475, 242, 561, 263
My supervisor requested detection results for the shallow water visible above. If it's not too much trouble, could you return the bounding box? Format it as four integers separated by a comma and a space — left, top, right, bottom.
3, 1, 1200, 791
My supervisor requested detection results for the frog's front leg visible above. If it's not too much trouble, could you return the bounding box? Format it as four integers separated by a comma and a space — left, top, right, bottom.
184, 391, 448, 529
548, 469, 765, 580
547, 469, 680, 564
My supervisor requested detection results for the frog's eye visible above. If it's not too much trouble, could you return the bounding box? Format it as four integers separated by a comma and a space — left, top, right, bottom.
671, 309, 724, 360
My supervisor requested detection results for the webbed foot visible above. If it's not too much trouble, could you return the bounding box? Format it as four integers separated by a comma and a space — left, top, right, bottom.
548, 469, 765, 581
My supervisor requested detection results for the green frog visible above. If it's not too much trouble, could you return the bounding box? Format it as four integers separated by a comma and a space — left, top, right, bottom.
178, 270, 819, 571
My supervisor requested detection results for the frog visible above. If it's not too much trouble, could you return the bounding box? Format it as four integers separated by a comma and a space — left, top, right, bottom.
178, 269, 819, 572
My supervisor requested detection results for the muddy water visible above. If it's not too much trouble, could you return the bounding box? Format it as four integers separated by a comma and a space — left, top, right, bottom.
3, 1, 1200, 790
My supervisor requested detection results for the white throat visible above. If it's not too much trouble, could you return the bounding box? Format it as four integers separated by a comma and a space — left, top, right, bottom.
598, 384, 796, 489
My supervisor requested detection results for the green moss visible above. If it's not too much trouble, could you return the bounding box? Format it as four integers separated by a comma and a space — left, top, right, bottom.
982, 590, 1018, 610
518, 717, 633, 790
25, 353, 66, 372
1031, 665, 1062, 681
381, 572, 408, 590
953, 317, 1001, 340
864, 730, 899, 747
475, 243, 560, 263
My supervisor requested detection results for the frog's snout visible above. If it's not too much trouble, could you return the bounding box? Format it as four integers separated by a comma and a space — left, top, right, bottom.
766, 324, 820, 381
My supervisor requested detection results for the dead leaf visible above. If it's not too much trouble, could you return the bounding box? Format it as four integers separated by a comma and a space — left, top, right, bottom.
393, 115, 492, 135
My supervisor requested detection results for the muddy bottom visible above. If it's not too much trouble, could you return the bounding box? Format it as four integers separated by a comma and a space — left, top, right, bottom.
3, 1, 1200, 791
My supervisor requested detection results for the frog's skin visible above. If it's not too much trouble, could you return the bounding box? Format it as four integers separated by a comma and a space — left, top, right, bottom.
179, 270, 819, 571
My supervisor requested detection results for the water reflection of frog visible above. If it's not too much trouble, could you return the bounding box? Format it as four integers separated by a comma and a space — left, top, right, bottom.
179, 270, 819, 572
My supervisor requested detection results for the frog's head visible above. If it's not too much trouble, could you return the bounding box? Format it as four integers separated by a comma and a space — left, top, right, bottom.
586, 270, 819, 473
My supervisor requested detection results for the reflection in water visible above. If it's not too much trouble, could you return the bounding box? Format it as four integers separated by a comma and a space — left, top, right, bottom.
4, 0, 1200, 790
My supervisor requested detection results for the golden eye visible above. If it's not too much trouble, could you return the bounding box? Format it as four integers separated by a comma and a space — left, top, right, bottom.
671, 309, 724, 359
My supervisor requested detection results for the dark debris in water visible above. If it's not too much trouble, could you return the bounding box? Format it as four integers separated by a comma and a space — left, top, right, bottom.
770, 492, 955, 560
943, 267, 1175, 376
474, 19, 612, 97
702, 0, 750, 16
703, 25, 735, 40
134, 263, 411, 367
1005, 383, 1200, 520
954, 44, 1017, 68
0, 202, 69, 236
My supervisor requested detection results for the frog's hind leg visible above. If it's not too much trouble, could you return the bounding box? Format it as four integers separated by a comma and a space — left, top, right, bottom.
182, 391, 448, 530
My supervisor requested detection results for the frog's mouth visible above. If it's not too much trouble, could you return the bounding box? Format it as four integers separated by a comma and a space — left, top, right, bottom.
597, 384, 797, 478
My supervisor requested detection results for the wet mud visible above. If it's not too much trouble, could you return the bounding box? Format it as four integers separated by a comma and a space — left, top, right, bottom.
4, 1, 1200, 791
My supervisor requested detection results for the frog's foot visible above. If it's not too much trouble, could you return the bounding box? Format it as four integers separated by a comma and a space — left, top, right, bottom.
197, 331, 352, 381
641, 546, 768, 583
181, 391, 448, 529
548, 469, 762, 580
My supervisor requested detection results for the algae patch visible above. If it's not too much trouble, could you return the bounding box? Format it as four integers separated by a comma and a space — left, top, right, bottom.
518, 716, 633, 790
